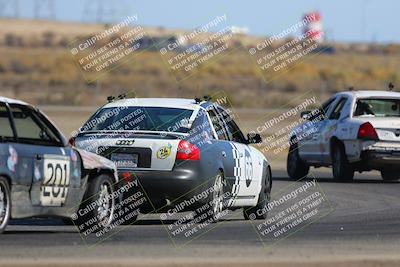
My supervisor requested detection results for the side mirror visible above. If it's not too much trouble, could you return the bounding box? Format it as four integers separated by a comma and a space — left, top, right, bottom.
247, 133, 262, 144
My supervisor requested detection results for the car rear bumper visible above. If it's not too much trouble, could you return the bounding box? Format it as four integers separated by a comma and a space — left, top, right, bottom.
360, 149, 400, 168
118, 160, 216, 209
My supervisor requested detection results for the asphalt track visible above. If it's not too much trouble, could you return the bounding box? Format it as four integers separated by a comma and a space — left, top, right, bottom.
0, 167, 399, 267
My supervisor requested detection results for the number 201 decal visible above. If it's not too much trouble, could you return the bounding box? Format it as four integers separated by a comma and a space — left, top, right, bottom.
40, 158, 70, 206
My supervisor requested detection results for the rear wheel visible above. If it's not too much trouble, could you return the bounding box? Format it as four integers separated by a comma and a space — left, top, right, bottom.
0, 177, 11, 234
381, 169, 400, 181
287, 141, 309, 180
244, 167, 272, 220
332, 143, 354, 182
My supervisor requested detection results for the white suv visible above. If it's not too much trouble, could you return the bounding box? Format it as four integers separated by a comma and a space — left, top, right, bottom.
287, 90, 400, 182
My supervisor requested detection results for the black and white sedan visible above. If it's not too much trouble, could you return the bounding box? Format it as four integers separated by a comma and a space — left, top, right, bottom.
0, 96, 119, 233
72, 97, 272, 221
288, 90, 400, 182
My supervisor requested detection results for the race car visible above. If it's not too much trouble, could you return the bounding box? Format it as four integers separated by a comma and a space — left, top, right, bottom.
0, 96, 119, 233
71, 96, 272, 221
287, 90, 400, 182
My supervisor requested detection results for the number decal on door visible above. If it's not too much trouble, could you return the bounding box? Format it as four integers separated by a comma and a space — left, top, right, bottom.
40, 158, 70, 206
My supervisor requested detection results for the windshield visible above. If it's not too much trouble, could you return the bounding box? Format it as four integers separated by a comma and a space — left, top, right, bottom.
81, 107, 194, 133
353, 98, 400, 117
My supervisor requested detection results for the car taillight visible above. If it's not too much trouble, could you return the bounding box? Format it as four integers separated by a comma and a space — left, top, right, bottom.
358, 122, 379, 140
68, 137, 76, 146
176, 140, 200, 161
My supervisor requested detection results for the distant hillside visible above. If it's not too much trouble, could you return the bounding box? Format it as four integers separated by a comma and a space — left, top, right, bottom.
0, 19, 399, 108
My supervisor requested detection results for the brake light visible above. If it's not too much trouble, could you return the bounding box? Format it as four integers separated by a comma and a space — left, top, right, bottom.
176, 140, 200, 160
358, 122, 378, 140
68, 137, 76, 146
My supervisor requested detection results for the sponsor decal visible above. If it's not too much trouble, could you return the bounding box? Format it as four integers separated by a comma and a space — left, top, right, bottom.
244, 149, 253, 187
157, 144, 172, 159
7, 146, 18, 172
34, 164, 41, 181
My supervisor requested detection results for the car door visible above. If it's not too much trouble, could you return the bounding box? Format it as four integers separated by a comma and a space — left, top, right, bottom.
299, 97, 336, 163
318, 97, 349, 163
7, 103, 81, 207
0, 101, 23, 183
216, 107, 262, 205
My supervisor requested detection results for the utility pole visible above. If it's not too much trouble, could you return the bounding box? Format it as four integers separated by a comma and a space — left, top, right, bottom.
82, 0, 128, 23
0, 0, 19, 18
34, 0, 55, 20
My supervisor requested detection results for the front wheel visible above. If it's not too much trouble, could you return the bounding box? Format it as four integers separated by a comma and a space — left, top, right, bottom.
287, 142, 309, 180
205, 172, 225, 223
244, 166, 272, 220
77, 174, 116, 233
0, 177, 11, 234
381, 169, 400, 181
332, 144, 354, 182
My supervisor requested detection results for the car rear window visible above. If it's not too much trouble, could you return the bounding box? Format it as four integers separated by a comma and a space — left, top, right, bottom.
81, 107, 194, 133
0, 103, 14, 139
354, 98, 400, 117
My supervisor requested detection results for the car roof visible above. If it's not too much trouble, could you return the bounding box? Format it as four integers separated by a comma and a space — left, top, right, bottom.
0, 96, 29, 106
103, 98, 201, 110
336, 90, 400, 99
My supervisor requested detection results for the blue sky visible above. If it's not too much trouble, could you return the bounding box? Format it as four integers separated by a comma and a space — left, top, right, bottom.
2, 0, 399, 43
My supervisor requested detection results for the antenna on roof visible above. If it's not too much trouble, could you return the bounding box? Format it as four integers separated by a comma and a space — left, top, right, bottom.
348, 86, 354, 91
117, 94, 126, 100
194, 97, 201, 104
388, 82, 395, 91
107, 96, 115, 102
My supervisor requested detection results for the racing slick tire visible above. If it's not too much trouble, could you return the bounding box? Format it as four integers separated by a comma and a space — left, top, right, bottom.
332, 143, 354, 182
0, 177, 10, 234
243, 167, 272, 220
203, 171, 225, 223
76, 174, 116, 233
380, 169, 400, 181
287, 142, 309, 180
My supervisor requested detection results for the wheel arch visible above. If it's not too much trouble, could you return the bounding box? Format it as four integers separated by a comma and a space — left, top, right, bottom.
86, 168, 117, 183
330, 136, 345, 158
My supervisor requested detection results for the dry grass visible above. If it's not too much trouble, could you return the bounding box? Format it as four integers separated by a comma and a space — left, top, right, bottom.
0, 19, 399, 109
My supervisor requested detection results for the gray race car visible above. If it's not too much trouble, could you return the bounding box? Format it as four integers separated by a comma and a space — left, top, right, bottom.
0, 96, 119, 233
72, 96, 272, 222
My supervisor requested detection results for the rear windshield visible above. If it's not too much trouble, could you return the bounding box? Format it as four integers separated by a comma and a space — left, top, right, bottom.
81, 107, 194, 133
353, 98, 400, 117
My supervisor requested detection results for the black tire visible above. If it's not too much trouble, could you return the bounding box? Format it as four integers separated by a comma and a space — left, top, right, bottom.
381, 169, 400, 181
244, 166, 272, 220
287, 141, 309, 180
0, 177, 11, 234
76, 174, 116, 233
331, 143, 354, 182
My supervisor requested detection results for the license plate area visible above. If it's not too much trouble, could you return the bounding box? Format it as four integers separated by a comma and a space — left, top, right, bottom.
111, 153, 139, 168
99, 147, 152, 168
